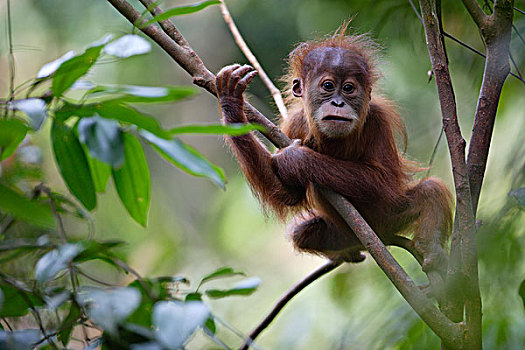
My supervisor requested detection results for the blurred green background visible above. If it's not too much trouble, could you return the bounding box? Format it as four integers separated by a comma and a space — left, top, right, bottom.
1, 0, 524, 348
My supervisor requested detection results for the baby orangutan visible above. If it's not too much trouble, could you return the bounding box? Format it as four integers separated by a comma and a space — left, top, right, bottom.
216, 31, 453, 283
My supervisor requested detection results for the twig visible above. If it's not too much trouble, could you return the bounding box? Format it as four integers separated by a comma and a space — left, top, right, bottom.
426, 126, 445, 177
513, 24, 525, 45
109, 256, 156, 300
509, 51, 524, 80
0, 275, 58, 349
1, 318, 13, 331
203, 328, 231, 350
213, 315, 259, 347
219, 0, 288, 120
76, 268, 118, 287
239, 261, 341, 350
408, 0, 422, 23
443, 32, 486, 57
39, 185, 91, 345
31, 309, 59, 349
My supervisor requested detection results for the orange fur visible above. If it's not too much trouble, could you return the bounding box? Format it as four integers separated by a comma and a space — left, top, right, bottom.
218, 26, 453, 268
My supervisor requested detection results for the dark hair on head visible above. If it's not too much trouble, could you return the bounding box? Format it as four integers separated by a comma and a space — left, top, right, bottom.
282, 22, 381, 114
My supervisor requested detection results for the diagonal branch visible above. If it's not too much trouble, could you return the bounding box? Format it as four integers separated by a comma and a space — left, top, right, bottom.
106, 0, 463, 346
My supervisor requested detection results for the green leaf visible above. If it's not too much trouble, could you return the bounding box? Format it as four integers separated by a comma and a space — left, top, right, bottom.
78, 114, 124, 167
58, 302, 81, 346
169, 123, 264, 136
36, 50, 76, 79
51, 121, 97, 210
142, 1, 220, 27
140, 131, 225, 188
34, 243, 84, 284
205, 277, 261, 299
103, 34, 151, 58
112, 133, 151, 226
204, 317, 216, 334
199, 267, 245, 287
77, 287, 142, 334
0, 119, 28, 160
11, 99, 47, 130
96, 102, 171, 139
0, 182, 54, 228
153, 301, 210, 349
85, 152, 111, 193
0, 284, 44, 317
85, 84, 197, 104
185, 293, 202, 301
52, 45, 105, 97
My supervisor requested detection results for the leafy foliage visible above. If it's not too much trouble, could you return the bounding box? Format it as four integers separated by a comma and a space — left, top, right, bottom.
0, 23, 260, 348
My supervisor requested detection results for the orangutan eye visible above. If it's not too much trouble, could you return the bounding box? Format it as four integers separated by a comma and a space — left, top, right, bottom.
343, 83, 355, 93
322, 81, 335, 91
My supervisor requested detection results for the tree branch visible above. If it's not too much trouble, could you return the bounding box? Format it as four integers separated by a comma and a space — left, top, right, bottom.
106, 0, 287, 147
138, 0, 190, 47
107, 0, 463, 345
461, 0, 489, 27
463, 3, 513, 347
420, 1, 484, 348
239, 261, 341, 350
467, 0, 514, 213
321, 189, 463, 347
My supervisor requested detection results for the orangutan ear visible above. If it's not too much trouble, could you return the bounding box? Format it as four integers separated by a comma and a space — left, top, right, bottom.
292, 78, 303, 97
